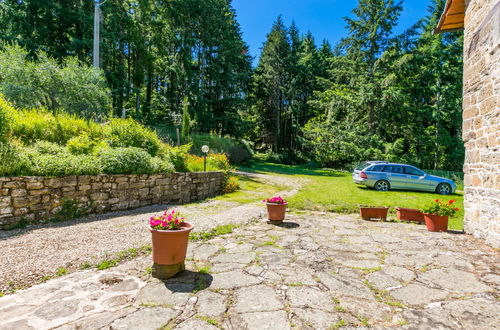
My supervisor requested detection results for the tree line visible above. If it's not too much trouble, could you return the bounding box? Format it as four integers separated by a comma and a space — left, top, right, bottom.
0, 0, 464, 171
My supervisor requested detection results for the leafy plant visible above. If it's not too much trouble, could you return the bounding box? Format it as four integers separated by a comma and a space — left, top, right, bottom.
107, 118, 162, 157
0, 95, 13, 142
422, 199, 460, 217
98, 147, 155, 175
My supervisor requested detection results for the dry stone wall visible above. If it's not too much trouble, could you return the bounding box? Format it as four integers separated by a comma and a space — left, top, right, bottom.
0, 172, 224, 228
462, 0, 500, 247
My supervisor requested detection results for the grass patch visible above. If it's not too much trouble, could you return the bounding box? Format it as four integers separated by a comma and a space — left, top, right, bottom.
189, 224, 240, 241
196, 315, 220, 327
239, 161, 464, 230
212, 173, 285, 205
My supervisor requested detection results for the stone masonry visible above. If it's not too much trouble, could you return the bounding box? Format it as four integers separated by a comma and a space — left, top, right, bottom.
0, 172, 224, 229
461, 0, 500, 248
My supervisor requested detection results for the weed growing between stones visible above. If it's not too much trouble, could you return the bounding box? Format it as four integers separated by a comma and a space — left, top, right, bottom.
363, 279, 405, 308
1, 218, 28, 230
189, 224, 240, 241
196, 315, 220, 327
330, 319, 346, 329
49, 198, 92, 223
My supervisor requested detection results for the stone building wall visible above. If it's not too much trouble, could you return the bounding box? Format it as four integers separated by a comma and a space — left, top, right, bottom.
462, 0, 500, 247
0, 172, 224, 228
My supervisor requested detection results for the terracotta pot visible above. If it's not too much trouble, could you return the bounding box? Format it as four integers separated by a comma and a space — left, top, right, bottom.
359, 207, 389, 220
149, 222, 193, 265
396, 207, 424, 222
266, 203, 287, 221
423, 213, 448, 232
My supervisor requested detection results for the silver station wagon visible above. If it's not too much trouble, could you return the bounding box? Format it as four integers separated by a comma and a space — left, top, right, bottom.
352, 161, 457, 195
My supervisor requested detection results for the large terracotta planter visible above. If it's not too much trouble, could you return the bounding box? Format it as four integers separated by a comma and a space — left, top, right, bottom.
359, 207, 389, 220
423, 213, 448, 232
266, 203, 287, 221
149, 222, 193, 265
396, 207, 424, 223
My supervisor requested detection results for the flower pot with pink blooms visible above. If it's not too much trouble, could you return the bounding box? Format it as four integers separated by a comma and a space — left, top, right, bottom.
263, 196, 288, 222
421, 199, 459, 232
149, 209, 193, 279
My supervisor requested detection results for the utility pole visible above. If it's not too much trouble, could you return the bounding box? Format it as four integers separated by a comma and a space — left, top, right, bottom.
93, 0, 103, 68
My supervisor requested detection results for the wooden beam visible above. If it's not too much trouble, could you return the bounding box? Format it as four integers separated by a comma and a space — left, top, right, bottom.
434, 0, 465, 34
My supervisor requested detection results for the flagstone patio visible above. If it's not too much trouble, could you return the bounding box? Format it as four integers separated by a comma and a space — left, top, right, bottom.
0, 212, 499, 329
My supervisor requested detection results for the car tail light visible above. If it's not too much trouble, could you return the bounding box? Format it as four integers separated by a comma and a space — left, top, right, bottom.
360, 171, 368, 179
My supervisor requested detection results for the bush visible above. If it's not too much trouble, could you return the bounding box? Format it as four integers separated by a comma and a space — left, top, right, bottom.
160, 144, 191, 172
32, 141, 66, 155
190, 134, 252, 164
107, 118, 163, 156
0, 142, 30, 176
11, 107, 105, 145
0, 144, 101, 177
0, 96, 13, 142
98, 147, 155, 175
29, 153, 102, 176
151, 157, 175, 174
67, 134, 108, 155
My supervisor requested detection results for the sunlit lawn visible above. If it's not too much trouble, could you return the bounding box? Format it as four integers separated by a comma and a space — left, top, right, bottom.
212, 173, 286, 205
239, 161, 464, 230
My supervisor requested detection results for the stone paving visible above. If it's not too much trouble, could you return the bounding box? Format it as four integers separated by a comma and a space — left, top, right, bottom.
1, 213, 499, 329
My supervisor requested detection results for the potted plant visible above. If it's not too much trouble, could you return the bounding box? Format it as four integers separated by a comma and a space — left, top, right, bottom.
263, 196, 288, 222
421, 199, 459, 232
359, 206, 390, 220
149, 209, 193, 279
396, 207, 424, 222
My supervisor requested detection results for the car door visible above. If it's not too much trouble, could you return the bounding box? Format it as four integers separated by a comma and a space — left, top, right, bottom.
403, 166, 427, 190
382, 165, 406, 189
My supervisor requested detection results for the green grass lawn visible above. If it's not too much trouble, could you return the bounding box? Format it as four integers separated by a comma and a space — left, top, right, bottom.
239, 161, 464, 230
212, 173, 286, 205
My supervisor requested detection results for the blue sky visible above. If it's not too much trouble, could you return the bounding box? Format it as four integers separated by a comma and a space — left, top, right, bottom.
232, 0, 432, 65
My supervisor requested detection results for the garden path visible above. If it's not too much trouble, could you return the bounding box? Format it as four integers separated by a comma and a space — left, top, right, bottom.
0, 171, 301, 293
0, 212, 499, 329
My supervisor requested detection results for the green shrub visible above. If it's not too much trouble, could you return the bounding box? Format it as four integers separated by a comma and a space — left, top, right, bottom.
67, 134, 108, 155
0, 142, 30, 176
151, 157, 175, 174
11, 108, 105, 145
190, 134, 252, 164
98, 147, 155, 174
107, 118, 163, 156
28, 152, 102, 176
160, 144, 191, 172
0, 96, 13, 142
32, 141, 66, 155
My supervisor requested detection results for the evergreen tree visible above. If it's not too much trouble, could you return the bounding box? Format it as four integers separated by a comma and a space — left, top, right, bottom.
181, 97, 191, 144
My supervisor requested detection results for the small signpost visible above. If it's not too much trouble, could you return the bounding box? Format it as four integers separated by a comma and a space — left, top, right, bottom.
201, 145, 209, 172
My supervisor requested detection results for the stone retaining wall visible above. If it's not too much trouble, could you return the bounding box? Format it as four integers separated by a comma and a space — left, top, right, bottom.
0, 172, 225, 228
462, 0, 500, 248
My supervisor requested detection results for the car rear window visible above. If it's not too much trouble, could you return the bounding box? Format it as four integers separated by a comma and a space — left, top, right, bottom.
355, 162, 370, 171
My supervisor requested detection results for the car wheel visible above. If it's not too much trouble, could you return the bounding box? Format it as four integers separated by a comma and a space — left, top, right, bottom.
374, 180, 390, 192
436, 183, 452, 195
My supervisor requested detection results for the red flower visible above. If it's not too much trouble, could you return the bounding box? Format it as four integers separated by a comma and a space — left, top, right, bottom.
454, 208, 460, 211
448, 200, 455, 204
434, 199, 440, 202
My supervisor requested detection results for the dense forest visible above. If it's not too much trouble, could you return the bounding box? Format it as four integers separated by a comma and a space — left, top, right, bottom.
0, 0, 464, 171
